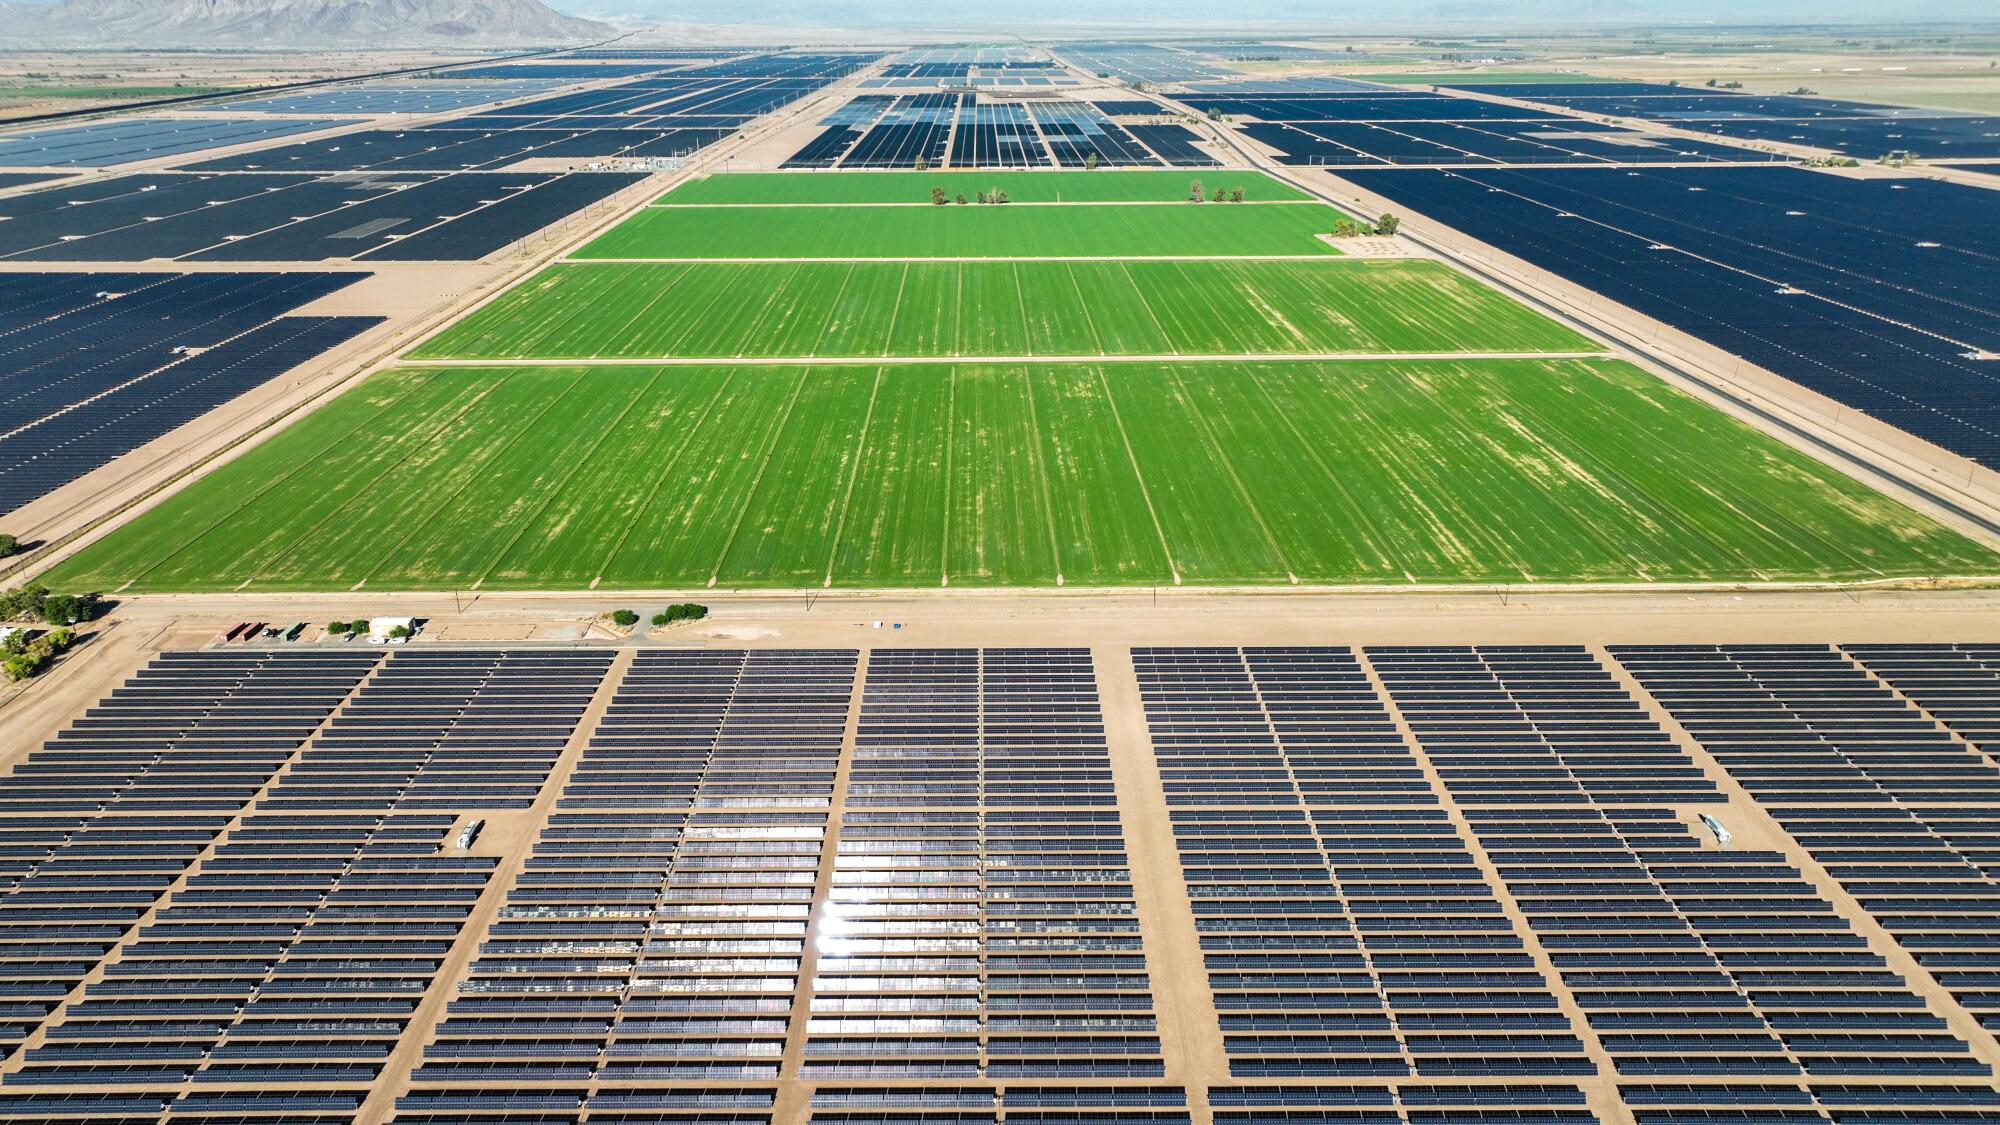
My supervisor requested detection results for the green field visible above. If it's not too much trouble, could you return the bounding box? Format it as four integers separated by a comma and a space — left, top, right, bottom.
47, 359, 1996, 593
577, 201, 1348, 259
414, 260, 1596, 360
660, 170, 1309, 205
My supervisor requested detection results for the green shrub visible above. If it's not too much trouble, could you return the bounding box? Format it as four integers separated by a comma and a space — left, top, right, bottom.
650, 612, 669, 627
328, 621, 352, 634
611, 609, 638, 627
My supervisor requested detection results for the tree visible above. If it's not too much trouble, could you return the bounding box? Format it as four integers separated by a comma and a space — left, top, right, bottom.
1189, 179, 1204, 202
41, 594, 81, 626
387, 625, 411, 640
914, 156, 929, 171
651, 611, 670, 627
350, 619, 371, 635
976, 190, 989, 204
1230, 187, 1244, 203
992, 189, 1009, 204
0, 582, 48, 622
1373, 213, 1401, 236
955, 193, 967, 205
931, 186, 948, 205
328, 621, 352, 635
1211, 186, 1227, 202
611, 609, 638, 627
1084, 152, 1098, 170
1332, 217, 1359, 238
0, 533, 14, 557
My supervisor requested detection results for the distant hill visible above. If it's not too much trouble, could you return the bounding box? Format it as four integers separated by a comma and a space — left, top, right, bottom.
4, 0, 612, 46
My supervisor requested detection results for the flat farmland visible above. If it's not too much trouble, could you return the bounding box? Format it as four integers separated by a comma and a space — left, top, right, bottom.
412, 260, 1596, 360
659, 170, 1311, 204
576, 201, 1347, 259
46, 359, 1998, 594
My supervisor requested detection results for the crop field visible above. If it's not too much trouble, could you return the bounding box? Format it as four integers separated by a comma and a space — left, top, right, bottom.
414, 260, 1596, 360
576, 201, 1348, 259
46, 359, 1998, 594
659, 169, 1310, 204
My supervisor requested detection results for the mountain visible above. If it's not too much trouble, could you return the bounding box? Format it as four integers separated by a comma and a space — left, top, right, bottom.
4, 0, 612, 46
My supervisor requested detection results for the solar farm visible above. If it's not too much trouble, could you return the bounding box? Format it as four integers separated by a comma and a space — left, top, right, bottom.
42, 157, 2000, 593
9, 26, 2000, 1125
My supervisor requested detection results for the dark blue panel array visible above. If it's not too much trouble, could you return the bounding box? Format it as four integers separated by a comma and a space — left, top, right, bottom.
1135, 647, 1591, 1080
0, 117, 357, 168
1613, 642, 2000, 1101
0, 170, 640, 262
0, 314, 379, 513
1471, 804, 1987, 1079
1340, 165, 2000, 468
1127, 124, 1218, 167
0, 647, 603, 1121
1174, 86, 1770, 166
224, 79, 568, 115
193, 56, 870, 175
0, 649, 379, 1063
0, 270, 373, 513
1613, 645, 2000, 804
1368, 646, 1718, 804
787, 95, 1201, 169
1210, 1083, 1593, 1125
1448, 81, 2000, 160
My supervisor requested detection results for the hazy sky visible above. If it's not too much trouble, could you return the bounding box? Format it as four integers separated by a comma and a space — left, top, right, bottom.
580, 0, 2000, 27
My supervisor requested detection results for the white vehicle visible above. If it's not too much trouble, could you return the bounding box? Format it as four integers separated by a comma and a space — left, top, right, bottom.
367, 616, 419, 645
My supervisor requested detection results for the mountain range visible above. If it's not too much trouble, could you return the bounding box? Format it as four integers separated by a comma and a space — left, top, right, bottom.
3, 0, 612, 46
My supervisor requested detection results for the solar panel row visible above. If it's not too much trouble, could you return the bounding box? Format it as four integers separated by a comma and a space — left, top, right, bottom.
1449, 82, 2000, 160
0, 170, 645, 262
1615, 643, 2000, 1054
1337, 165, 2000, 469
0, 117, 358, 170
1135, 647, 1590, 1080
195, 56, 873, 176
1, 649, 608, 1120
0, 271, 376, 514
786, 95, 1210, 169
3, 644, 1998, 1125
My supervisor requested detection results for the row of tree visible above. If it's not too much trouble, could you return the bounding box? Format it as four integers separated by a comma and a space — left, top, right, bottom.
609, 604, 710, 629
0, 583, 103, 627
931, 187, 1013, 205
1188, 180, 1249, 202
1332, 213, 1401, 237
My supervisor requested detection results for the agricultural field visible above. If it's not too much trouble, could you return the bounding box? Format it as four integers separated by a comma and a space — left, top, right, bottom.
47, 166, 1997, 595
659, 170, 1310, 204
46, 359, 1999, 594
576, 200, 1348, 259
414, 260, 1596, 360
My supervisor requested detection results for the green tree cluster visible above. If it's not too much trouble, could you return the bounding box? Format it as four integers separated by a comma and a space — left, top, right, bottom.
0, 583, 101, 626
651, 603, 710, 627
3, 626, 74, 682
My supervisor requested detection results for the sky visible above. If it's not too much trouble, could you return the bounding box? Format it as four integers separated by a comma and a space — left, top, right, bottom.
579, 0, 1999, 28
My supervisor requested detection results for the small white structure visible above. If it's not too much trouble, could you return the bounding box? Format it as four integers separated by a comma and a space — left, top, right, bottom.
367, 616, 418, 645
1699, 813, 1733, 848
